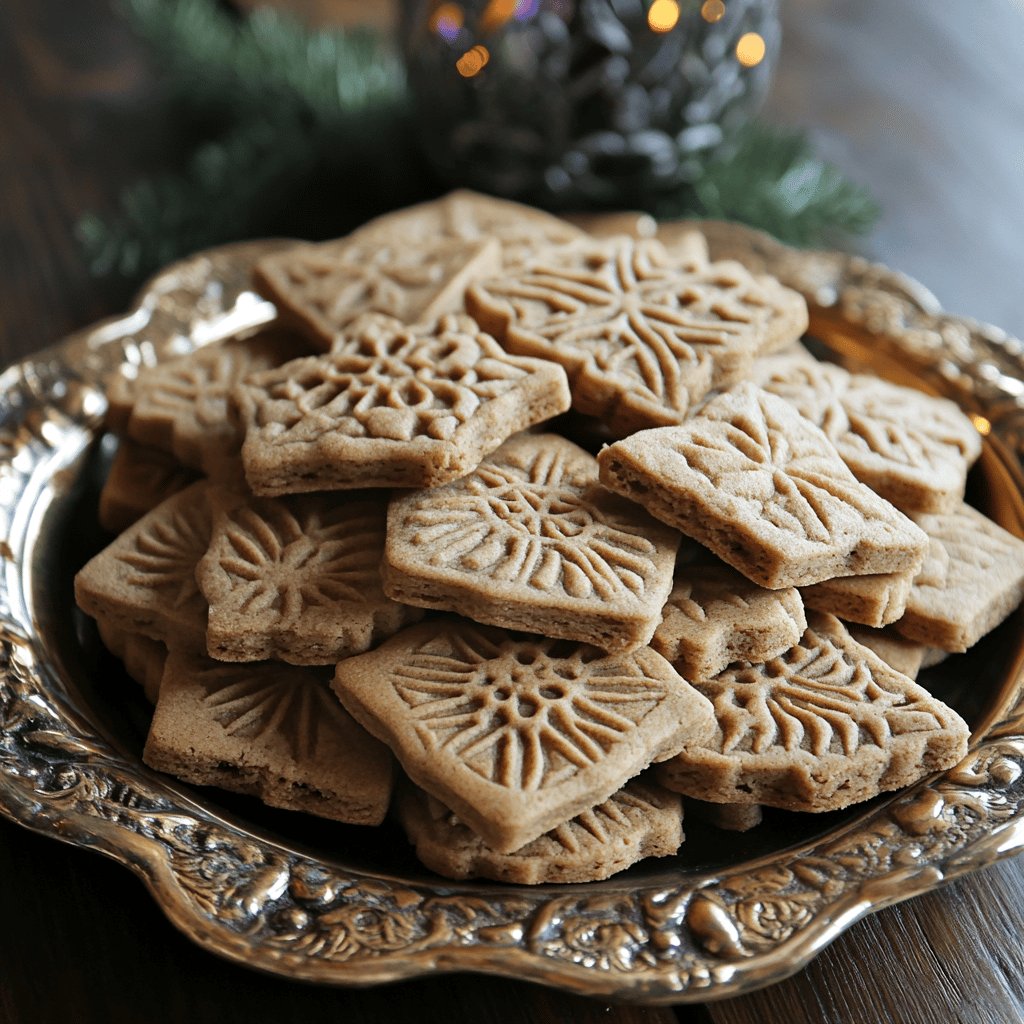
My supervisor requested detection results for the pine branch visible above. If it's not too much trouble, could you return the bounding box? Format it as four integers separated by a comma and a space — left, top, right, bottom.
121, 0, 408, 124
674, 125, 880, 246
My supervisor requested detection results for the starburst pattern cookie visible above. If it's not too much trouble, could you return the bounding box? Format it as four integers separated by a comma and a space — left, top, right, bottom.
144, 650, 393, 825
233, 313, 571, 494
383, 433, 679, 651
467, 235, 808, 435
106, 330, 306, 474
254, 235, 501, 349
197, 490, 421, 664
396, 778, 683, 883
331, 619, 715, 852
750, 353, 982, 513
75, 481, 212, 649
656, 613, 969, 811
894, 503, 1024, 651
597, 384, 929, 589
652, 564, 806, 681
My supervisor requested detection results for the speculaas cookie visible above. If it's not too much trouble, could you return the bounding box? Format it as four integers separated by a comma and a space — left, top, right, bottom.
800, 565, 916, 627
96, 619, 167, 705
846, 625, 928, 680
597, 383, 929, 589
396, 778, 683, 884
331, 618, 715, 853
894, 503, 1024, 651
98, 438, 198, 534
232, 313, 571, 494
652, 562, 806, 681
254, 236, 501, 349
382, 432, 679, 651
686, 798, 763, 833
75, 481, 212, 649
197, 489, 421, 665
347, 189, 586, 271
656, 612, 969, 811
107, 330, 306, 474
750, 352, 982, 514
467, 235, 808, 435
144, 650, 393, 825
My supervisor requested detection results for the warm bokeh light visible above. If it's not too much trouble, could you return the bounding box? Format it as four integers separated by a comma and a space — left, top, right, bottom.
736, 31, 766, 67
700, 0, 726, 23
456, 44, 491, 77
481, 0, 517, 32
647, 0, 680, 33
972, 414, 993, 436
430, 3, 464, 43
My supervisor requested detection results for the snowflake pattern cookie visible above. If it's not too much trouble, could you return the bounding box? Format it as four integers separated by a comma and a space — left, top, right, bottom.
597, 383, 929, 588
197, 489, 421, 665
468, 235, 808, 435
383, 433, 679, 651
232, 313, 571, 494
331, 619, 715, 853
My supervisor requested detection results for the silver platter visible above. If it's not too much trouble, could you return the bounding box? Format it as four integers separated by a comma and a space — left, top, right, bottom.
2, 224, 1024, 1003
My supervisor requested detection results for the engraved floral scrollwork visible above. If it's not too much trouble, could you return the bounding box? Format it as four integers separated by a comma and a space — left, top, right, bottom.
1, 235, 1024, 1002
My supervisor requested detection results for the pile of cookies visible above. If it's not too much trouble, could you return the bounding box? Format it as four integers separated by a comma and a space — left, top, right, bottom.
75, 191, 1024, 885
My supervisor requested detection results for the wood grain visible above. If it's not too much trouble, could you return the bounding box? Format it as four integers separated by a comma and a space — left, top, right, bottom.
1, 0, 1023, 1022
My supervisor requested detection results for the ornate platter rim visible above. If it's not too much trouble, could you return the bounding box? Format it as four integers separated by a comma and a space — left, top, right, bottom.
1, 223, 1024, 1004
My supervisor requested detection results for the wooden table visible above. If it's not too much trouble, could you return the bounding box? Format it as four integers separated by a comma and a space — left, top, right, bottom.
2, 2, 1023, 1021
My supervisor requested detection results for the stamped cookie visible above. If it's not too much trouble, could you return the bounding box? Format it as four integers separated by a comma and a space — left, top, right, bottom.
750, 353, 982, 514
800, 565, 916, 627
98, 439, 198, 534
197, 489, 421, 665
254, 236, 501, 349
468, 236, 809, 436
232, 313, 571, 494
144, 650, 393, 825
847, 625, 928, 680
382, 433, 680, 651
396, 778, 683, 884
597, 384, 929, 589
656, 612, 970, 811
686, 799, 763, 832
652, 563, 806, 681
96, 619, 167, 704
75, 481, 212, 649
107, 330, 306, 474
347, 189, 586, 271
894, 503, 1024, 651
331, 619, 715, 853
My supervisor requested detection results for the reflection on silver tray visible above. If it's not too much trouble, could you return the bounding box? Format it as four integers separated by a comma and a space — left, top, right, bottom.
2, 225, 1024, 1003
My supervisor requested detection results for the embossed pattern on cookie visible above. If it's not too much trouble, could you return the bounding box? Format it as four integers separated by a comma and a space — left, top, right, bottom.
652, 564, 806, 681
233, 314, 571, 494
108, 330, 306, 474
467, 235, 808, 435
75, 481, 212, 649
750, 353, 982, 513
254, 236, 501, 349
144, 650, 393, 825
597, 383, 929, 589
396, 779, 683, 884
347, 189, 586, 271
331, 619, 715, 853
383, 433, 679, 651
656, 612, 969, 811
98, 439, 198, 534
894, 503, 1024, 651
197, 490, 421, 665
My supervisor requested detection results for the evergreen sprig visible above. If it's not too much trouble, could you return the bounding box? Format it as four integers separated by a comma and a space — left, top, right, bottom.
79, 0, 879, 282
